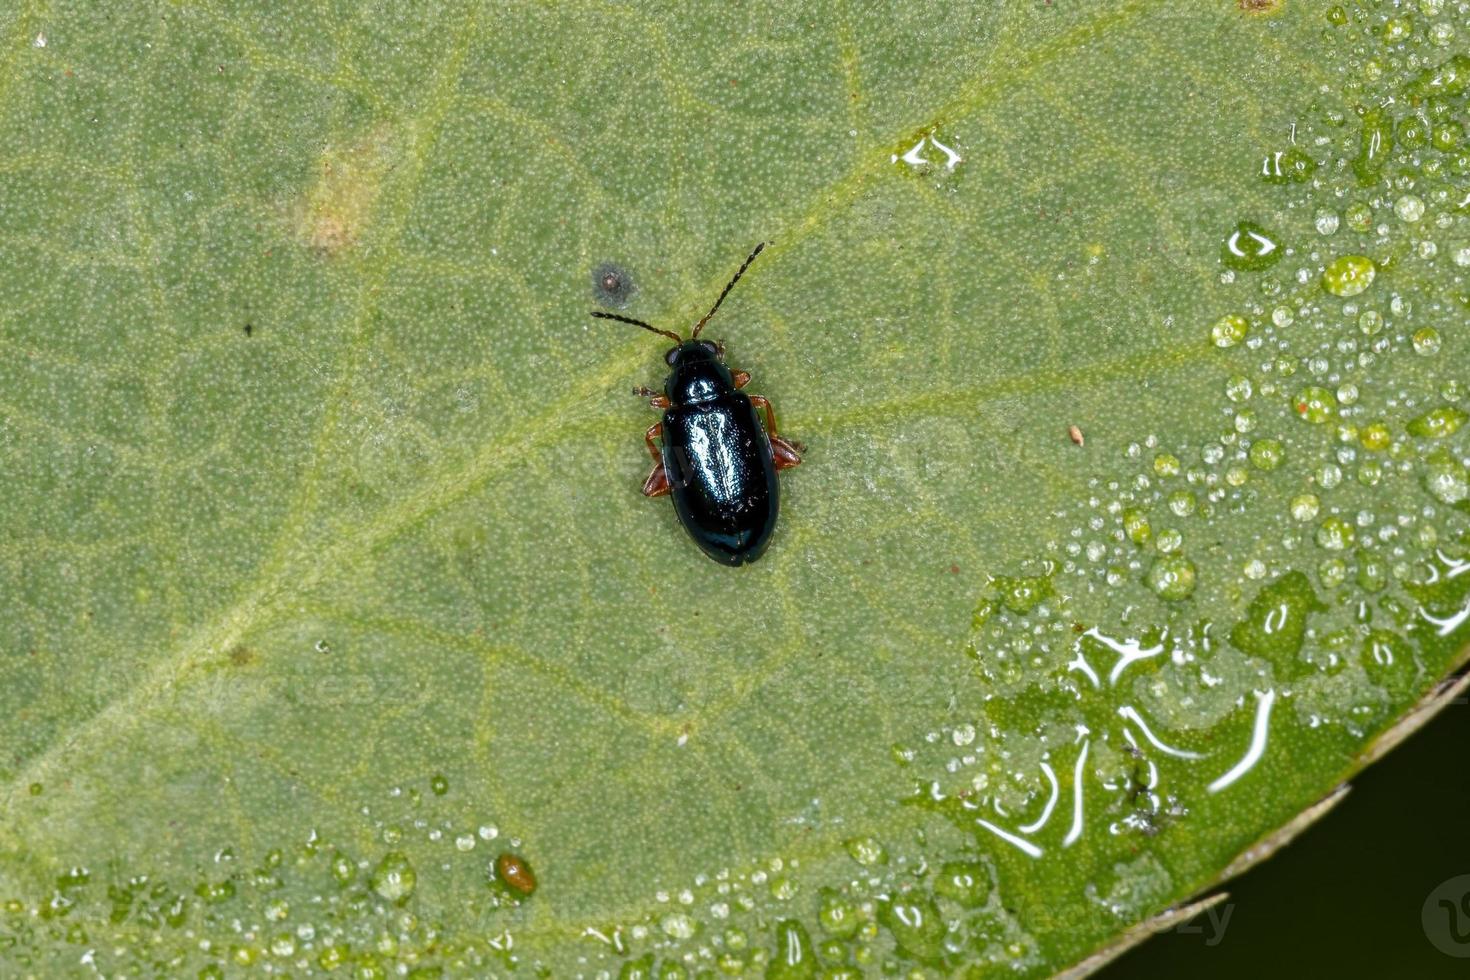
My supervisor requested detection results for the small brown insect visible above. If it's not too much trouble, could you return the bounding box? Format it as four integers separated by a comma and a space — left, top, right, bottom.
1068, 424, 1085, 446
496, 851, 536, 896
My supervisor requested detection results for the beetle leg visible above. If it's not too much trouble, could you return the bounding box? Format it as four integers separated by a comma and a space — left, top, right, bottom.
769, 435, 803, 470
642, 462, 672, 497
748, 395, 804, 449
732, 370, 751, 389
633, 385, 672, 408
641, 422, 672, 497
643, 422, 664, 462
748, 395, 804, 467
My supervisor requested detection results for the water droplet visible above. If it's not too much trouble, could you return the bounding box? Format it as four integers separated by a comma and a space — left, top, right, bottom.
429, 774, 448, 796
1357, 555, 1389, 593
1230, 571, 1324, 659
933, 861, 991, 908
1146, 555, 1197, 601
767, 919, 817, 979
1222, 221, 1282, 271
1407, 406, 1467, 438
818, 888, 860, 938
1361, 630, 1409, 684
844, 837, 886, 866
1423, 450, 1469, 504
1211, 314, 1250, 348
1394, 194, 1426, 222
1123, 508, 1152, 546
1353, 107, 1394, 185
878, 893, 947, 965
1249, 438, 1286, 470
1261, 147, 1316, 183
330, 851, 355, 886
1319, 557, 1348, 589
369, 852, 416, 903
317, 945, 350, 972
660, 912, 696, 939
1346, 201, 1374, 233
1321, 254, 1376, 297
1360, 422, 1392, 451
1293, 493, 1328, 525
1293, 386, 1338, 424
1314, 209, 1340, 236
1432, 120, 1464, 152
194, 879, 235, 904
1315, 516, 1356, 551
988, 572, 1056, 614
1226, 375, 1253, 403
1412, 327, 1442, 355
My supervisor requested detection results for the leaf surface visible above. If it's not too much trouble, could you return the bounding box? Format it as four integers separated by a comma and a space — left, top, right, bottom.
2, 1, 1469, 974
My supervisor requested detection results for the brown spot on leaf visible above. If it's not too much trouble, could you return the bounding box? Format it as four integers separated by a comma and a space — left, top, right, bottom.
228, 645, 256, 667
1238, 0, 1283, 14
291, 125, 398, 256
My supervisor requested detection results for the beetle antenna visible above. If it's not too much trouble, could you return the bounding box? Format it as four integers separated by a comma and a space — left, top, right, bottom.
591, 311, 683, 344
692, 242, 766, 338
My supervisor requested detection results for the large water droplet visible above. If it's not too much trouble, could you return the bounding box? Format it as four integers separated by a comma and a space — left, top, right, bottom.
369, 852, 416, 903
878, 893, 947, 965
1146, 555, 1197, 600
1407, 406, 1467, 439
766, 919, 818, 979
1293, 386, 1338, 424
1321, 254, 1376, 297
1353, 107, 1395, 185
1229, 571, 1324, 660
1221, 221, 1282, 271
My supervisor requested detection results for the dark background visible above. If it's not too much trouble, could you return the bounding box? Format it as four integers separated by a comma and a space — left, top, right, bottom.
1100, 695, 1470, 978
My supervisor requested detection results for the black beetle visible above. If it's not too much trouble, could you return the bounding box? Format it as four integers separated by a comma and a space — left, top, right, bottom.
591, 243, 802, 565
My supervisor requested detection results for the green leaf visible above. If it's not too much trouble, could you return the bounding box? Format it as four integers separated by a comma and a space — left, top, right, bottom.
2, 1, 1468, 974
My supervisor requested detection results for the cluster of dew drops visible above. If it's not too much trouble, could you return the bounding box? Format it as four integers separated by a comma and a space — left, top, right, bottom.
894, 0, 1470, 877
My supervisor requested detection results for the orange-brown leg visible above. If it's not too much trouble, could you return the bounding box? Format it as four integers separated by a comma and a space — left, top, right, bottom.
633, 386, 671, 408
641, 421, 671, 497
732, 370, 750, 389
748, 395, 803, 469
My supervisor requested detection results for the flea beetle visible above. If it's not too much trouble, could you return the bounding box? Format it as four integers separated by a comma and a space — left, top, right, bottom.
591, 243, 802, 565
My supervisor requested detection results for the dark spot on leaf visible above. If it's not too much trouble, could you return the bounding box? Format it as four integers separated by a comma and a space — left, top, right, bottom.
592, 261, 635, 307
